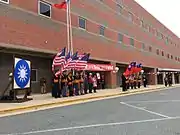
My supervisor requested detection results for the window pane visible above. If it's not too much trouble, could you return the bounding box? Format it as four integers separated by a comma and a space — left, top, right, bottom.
142, 43, 145, 50
100, 26, 105, 36
130, 38, 134, 46
128, 12, 133, 21
118, 33, 123, 42
117, 4, 123, 14
0, 0, 9, 3
39, 1, 51, 17
31, 69, 37, 82
79, 17, 86, 29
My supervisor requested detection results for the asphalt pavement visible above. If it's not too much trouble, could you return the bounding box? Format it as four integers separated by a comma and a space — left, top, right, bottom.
1, 87, 180, 135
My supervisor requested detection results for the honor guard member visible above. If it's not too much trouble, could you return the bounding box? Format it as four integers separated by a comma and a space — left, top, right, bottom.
53, 74, 60, 98
125, 76, 130, 90
73, 72, 80, 96
137, 75, 141, 88
67, 72, 73, 96
79, 72, 84, 95
129, 75, 134, 89
133, 75, 137, 89
61, 71, 68, 97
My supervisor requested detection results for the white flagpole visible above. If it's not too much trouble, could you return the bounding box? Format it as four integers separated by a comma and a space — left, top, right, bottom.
68, 0, 73, 54
66, 0, 70, 53
68, 0, 75, 76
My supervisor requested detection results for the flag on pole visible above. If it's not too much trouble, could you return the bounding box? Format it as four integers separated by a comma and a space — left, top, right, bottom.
52, 47, 66, 71
63, 51, 78, 70
75, 53, 90, 70
54, 0, 70, 9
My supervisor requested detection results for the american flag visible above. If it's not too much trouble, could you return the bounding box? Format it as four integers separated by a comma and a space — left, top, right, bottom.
64, 51, 79, 70
75, 53, 90, 70
52, 47, 66, 71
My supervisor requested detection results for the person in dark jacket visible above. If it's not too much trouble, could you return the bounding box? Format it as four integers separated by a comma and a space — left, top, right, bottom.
67, 72, 73, 96
143, 75, 147, 87
122, 73, 127, 91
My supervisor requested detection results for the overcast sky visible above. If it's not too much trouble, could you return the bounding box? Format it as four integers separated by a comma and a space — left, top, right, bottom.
134, 0, 180, 38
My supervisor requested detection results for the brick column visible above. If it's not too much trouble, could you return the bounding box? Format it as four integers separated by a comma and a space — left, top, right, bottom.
105, 62, 117, 89
162, 72, 165, 84
147, 68, 157, 85
172, 73, 175, 84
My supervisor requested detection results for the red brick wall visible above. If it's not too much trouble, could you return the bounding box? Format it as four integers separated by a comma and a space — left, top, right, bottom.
0, 0, 179, 69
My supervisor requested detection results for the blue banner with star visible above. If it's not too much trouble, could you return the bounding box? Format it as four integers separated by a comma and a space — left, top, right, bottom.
13, 58, 31, 89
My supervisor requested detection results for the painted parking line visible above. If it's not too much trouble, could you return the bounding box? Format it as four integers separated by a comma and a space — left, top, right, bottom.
123, 100, 180, 104
120, 102, 171, 118
6, 116, 180, 135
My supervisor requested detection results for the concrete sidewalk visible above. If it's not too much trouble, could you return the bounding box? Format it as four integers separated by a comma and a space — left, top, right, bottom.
0, 85, 179, 116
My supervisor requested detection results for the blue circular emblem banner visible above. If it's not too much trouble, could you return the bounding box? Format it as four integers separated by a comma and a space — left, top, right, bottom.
14, 59, 30, 89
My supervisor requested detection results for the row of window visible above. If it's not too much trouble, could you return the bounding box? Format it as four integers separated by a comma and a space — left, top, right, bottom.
0, 0, 9, 4
100, 0, 178, 48
1, 0, 179, 63
1, 0, 178, 49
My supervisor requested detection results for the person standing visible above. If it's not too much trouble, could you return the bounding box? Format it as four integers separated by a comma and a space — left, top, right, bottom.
40, 77, 47, 94
79, 72, 84, 95
164, 75, 168, 87
61, 72, 68, 97
122, 73, 127, 91
67, 72, 73, 96
83, 73, 88, 94
88, 73, 93, 93
137, 75, 141, 88
73, 72, 80, 96
101, 74, 105, 89
52, 74, 60, 98
143, 75, 147, 88
92, 74, 97, 93
133, 75, 137, 89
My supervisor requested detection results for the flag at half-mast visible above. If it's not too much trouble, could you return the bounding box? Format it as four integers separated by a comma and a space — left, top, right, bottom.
54, 0, 70, 9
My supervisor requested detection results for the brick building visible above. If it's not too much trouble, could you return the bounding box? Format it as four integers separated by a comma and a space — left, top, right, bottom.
0, 0, 180, 94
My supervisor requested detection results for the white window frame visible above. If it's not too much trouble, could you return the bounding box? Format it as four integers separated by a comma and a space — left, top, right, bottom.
38, 0, 51, 18
31, 69, 38, 83
0, 0, 9, 4
99, 25, 105, 36
78, 16, 86, 30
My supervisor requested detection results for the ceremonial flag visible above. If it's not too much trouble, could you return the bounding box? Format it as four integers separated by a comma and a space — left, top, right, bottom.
134, 63, 142, 73
54, 0, 70, 9
75, 53, 90, 70
52, 47, 66, 71
63, 51, 78, 70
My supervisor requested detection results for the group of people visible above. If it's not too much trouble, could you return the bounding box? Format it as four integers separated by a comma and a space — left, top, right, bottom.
52, 71, 105, 98
164, 73, 173, 87
122, 73, 148, 91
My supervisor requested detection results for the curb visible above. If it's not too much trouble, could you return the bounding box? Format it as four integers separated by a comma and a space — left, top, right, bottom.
0, 85, 179, 115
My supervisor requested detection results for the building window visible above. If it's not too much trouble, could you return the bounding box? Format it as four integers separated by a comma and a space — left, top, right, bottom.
99, 25, 105, 36
117, 4, 123, 14
162, 51, 164, 56
149, 46, 152, 52
128, 12, 133, 22
79, 17, 86, 29
130, 38, 134, 46
142, 43, 145, 50
171, 55, 173, 59
118, 33, 123, 42
0, 0, 9, 4
31, 69, 38, 82
167, 54, 170, 59
165, 37, 169, 44
140, 20, 143, 27
156, 49, 159, 55
38, 1, 51, 18
175, 57, 177, 61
